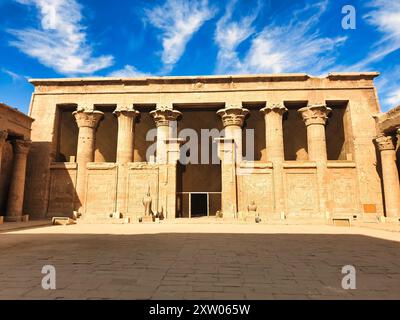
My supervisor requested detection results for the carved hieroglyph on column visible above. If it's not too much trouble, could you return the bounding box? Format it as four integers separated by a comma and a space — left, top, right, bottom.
375, 134, 400, 219
217, 105, 249, 162
0, 129, 8, 172
114, 105, 140, 163
261, 103, 287, 218
299, 104, 331, 218
6, 139, 31, 221
73, 108, 104, 213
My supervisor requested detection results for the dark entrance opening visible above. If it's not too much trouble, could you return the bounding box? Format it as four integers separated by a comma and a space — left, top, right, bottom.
190, 193, 208, 217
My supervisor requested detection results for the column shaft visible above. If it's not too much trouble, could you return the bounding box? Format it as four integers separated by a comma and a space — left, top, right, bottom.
306, 123, 327, 161
6, 140, 31, 221
217, 106, 249, 219
376, 135, 400, 219
261, 103, 287, 219
73, 109, 103, 213
114, 106, 139, 163
150, 107, 182, 219
299, 104, 331, 218
0, 130, 8, 173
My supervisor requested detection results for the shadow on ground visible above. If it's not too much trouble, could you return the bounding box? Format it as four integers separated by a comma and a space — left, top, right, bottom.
0, 233, 399, 300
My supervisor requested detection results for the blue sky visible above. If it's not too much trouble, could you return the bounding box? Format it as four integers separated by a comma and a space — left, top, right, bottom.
0, 0, 399, 113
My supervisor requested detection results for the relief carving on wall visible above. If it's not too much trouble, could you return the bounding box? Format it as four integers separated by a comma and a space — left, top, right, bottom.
286, 173, 318, 216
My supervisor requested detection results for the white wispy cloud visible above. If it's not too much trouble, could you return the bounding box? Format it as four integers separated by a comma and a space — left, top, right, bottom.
108, 65, 149, 77
145, 0, 216, 73
375, 65, 400, 111
348, 0, 400, 110
385, 89, 400, 107
215, 0, 260, 73
215, 0, 347, 75
1, 68, 29, 81
351, 0, 400, 70
9, 0, 113, 75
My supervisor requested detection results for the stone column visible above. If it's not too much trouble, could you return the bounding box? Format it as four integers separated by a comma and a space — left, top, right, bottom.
73, 109, 104, 213
114, 105, 140, 163
217, 106, 248, 219
150, 107, 182, 218
113, 105, 139, 218
215, 137, 237, 218
165, 138, 185, 219
299, 104, 331, 218
0, 129, 7, 173
375, 134, 400, 220
261, 103, 287, 219
6, 139, 31, 222
298, 104, 331, 162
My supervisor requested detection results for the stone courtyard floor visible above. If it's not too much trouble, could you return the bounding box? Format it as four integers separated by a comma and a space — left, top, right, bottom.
0, 222, 400, 300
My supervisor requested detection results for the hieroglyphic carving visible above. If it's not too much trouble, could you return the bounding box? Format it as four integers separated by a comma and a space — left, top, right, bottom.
328, 168, 359, 214
85, 167, 117, 215
239, 173, 273, 217
48, 167, 77, 216
286, 172, 318, 216
127, 168, 159, 217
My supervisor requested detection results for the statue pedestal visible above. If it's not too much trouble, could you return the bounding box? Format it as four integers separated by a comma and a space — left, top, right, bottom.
142, 216, 153, 223
245, 212, 257, 223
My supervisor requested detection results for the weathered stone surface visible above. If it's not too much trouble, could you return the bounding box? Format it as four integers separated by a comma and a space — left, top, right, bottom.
0, 104, 33, 223
15, 72, 398, 223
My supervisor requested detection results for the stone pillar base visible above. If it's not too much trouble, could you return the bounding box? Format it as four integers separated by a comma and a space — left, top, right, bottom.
4, 214, 29, 222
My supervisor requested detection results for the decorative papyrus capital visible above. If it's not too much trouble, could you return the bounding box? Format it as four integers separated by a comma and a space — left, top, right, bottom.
12, 139, 31, 155
73, 109, 104, 129
150, 108, 181, 127
76, 104, 95, 112
113, 104, 140, 118
217, 106, 249, 128
260, 102, 288, 116
375, 135, 397, 151
0, 130, 8, 144
298, 104, 332, 126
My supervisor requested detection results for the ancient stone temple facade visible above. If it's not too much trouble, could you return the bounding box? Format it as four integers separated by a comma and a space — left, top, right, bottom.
0, 103, 34, 223
23, 73, 392, 223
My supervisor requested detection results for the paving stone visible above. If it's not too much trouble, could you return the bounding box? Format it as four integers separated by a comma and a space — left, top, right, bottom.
1, 223, 400, 299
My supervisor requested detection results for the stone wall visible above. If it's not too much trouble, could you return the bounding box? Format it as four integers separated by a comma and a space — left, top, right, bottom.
25, 73, 384, 220
48, 163, 77, 216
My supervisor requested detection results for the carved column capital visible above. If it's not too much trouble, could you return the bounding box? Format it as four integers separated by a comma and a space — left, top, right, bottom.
12, 139, 31, 155
113, 105, 140, 118
0, 130, 8, 144
217, 106, 249, 128
73, 110, 104, 129
76, 104, 95, 112
260, 103, 288, 116
375, 135, 397, 151
150, 108, 182, 127
298, 104, 332, 126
